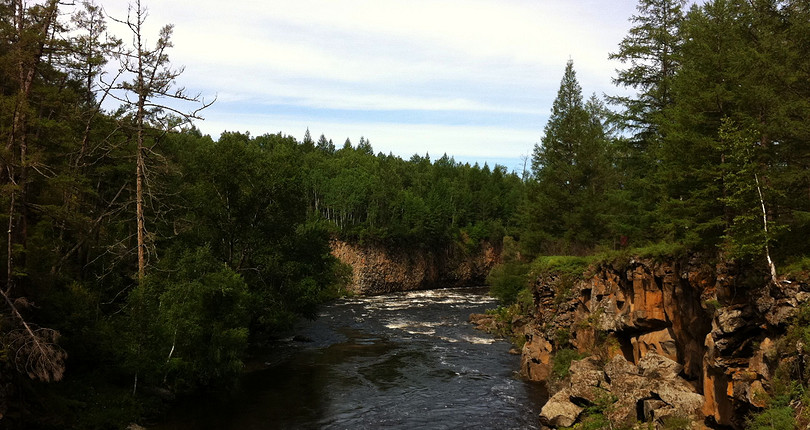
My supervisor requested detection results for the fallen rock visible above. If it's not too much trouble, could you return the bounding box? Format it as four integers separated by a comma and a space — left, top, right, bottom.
540, 354, 705, 428
653, 383, 704, 415
521, 335, 553, 382
568, 357, 610, 403
539, 389, 583, 428
638, 351, 683, 380
604, 354, 636, 382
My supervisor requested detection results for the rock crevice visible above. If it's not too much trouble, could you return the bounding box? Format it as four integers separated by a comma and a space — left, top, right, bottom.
520, 256, 808, 428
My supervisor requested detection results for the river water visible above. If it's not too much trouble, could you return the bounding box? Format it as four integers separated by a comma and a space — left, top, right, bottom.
154, 287, 546, 429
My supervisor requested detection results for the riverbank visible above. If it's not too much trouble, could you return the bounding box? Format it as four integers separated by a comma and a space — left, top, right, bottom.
479, 252, 810, 429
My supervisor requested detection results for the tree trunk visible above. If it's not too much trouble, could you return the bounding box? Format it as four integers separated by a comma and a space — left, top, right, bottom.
754, 173, 777, 284
135, 0, 147, 281
3, 0, 61, 292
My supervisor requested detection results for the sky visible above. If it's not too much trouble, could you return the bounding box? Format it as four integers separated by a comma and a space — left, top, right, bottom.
98, 0, 641, 172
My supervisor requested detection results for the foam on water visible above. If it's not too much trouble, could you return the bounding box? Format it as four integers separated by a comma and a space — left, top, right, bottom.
152, 286, 544, 430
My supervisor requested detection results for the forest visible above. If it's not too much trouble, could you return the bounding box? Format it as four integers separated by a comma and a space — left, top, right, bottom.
1, 0, 810, 428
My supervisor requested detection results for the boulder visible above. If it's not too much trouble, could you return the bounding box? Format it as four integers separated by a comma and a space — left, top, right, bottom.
714, 307, 746, 335
653, 383, 704, 415
568, 357, 610, 403
539, 389, 583, 428
637, 351, 683, 380
521, 336, 553, 382
634, 329, 679, 364
604, 354, 636, 382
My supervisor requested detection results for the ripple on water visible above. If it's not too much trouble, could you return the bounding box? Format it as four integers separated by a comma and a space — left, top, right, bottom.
151, 287, 545, 430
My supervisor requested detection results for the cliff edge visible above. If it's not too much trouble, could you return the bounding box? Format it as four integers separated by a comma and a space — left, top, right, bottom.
330, 240, 501, 295
513, 255, 809, 428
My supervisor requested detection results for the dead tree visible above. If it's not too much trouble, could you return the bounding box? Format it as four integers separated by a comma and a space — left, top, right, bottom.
106, 0, 213, 280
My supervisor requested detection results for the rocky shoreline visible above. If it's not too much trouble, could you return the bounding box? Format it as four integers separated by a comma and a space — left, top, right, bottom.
473, 255, 810, 429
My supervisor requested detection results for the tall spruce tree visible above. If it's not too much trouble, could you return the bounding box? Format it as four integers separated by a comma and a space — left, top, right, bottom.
659, 0, 810, 254
607, 0, 686, 243
525, 60, 612, 255
609, 0, 686, 137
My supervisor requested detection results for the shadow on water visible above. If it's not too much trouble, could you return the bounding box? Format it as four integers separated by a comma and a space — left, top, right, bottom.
151, 288, 547, 430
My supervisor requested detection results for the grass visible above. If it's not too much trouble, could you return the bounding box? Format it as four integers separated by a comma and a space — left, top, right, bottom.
531, 255, 595, 280
593, 241, 690, 267
782, 255, 810, 281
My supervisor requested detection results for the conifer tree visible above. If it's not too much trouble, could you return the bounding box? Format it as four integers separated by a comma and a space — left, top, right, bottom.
607, 0, 687, 243
526, 60, 612, 254
108, 0, 213, 280
609, 0, 686, 138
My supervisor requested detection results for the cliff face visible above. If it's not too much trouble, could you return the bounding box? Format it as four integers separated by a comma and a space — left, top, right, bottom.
330, 240, 500, 295
521, 256, 809, 428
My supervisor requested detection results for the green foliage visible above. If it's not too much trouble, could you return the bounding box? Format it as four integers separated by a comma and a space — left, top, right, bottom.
529, 255, 593, 306
487, 262, 530, 306
6, 0, 810, 427
589, 241, 689, 271
531, 255, 594, 280
127, 247, 251, 391
746, 406, 796, 430
551, 348, 585, 380
562, 391, 620, 430
660, 414, 692, 430
525, 62, 616, 255
609, 0, 685, 135
563, 413, 611, 430
704, 299, 721, 310
554, 328, 572, 348
303, 141, 522, 250
783, 256, 810, 280
718, 118, 783, 266
485, 287, 534, 349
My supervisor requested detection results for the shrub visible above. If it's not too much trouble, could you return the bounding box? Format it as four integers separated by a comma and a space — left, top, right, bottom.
487, 261, 530, 305
551, 348, 585, 380
746, 406, 796, 430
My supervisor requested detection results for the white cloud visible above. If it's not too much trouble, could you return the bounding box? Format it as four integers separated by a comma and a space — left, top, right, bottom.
94, 0, 639, 164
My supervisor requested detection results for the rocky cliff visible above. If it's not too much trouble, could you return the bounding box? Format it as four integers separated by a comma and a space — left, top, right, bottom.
516, 256, 809, 428
330, 240, 500, 295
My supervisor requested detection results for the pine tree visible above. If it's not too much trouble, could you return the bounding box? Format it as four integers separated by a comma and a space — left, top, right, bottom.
607, 0, 687, 244
301, 127, 314, 150
609, 0, 686, 138
108, 0, 213, 280
658, 0, 810, 253
525, 61, 613, 254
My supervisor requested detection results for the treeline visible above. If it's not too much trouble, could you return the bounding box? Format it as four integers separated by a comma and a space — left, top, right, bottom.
0, 1, 523, 427
520, 0, 810, 277
300, 132, 522, 248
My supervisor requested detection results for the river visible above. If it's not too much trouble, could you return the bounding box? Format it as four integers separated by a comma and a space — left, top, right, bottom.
153, 287, 546, 429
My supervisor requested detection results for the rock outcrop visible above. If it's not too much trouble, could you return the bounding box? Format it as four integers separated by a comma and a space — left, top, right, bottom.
540, 353, 703, 427
330, 240, 500, 295
519, 256, 810, 428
